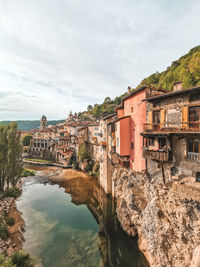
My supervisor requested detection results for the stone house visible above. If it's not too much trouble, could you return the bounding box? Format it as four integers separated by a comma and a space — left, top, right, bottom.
87, 122, 101, 162
99, 114, 117, 194
142, 82, 200, 180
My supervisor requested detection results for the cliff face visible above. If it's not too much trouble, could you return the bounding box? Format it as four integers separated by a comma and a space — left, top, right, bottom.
112, 164, 200, 267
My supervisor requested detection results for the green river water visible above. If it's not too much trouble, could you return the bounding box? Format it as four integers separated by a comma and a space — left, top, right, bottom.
16, 175, 149, 267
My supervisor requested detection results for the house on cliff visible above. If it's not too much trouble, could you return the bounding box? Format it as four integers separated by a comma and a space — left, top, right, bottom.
142, 82, 200, 181
115, 86, 166, 172
99, 113, 117, 194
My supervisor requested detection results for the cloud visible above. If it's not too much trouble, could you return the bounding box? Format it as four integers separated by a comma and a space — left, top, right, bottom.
0, 0, 199, 120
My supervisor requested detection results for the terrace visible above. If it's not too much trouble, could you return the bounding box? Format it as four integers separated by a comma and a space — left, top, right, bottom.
143, 121, 200, 133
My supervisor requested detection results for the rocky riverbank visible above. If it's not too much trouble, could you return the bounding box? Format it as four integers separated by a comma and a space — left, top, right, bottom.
112, 166, 200, 267
0, 197, 25, 256
24, 165, 89, 180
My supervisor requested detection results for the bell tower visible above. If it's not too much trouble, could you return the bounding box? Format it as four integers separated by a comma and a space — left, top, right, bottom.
40, 115, 47, 130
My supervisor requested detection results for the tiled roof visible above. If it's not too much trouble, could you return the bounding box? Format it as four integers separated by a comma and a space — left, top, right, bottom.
145, 85, 200, 102
102, 113, 117, 121
116, 85, 167, 110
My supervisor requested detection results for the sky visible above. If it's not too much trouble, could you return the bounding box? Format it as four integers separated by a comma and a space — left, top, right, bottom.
0, 0, 200, 120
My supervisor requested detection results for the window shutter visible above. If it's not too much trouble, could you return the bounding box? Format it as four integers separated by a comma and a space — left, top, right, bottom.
148, 111, 153, 130
182, 106, 188, 128
160, 110, 165, 128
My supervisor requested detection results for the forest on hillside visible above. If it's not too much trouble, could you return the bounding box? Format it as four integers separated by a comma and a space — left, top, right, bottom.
137, 45, 200, 91
86, 45, 200, 118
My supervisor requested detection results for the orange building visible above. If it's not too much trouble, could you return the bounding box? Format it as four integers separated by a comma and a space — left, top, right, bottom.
116, 86, 166, 172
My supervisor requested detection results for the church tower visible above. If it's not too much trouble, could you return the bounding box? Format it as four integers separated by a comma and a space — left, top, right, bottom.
40, 115, 47, 130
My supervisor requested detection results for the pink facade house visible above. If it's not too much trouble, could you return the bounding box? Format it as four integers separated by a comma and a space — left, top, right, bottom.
116, 86, 166, 172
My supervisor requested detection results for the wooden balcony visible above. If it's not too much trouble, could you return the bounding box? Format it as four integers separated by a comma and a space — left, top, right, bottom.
143, 121, 200, 133
143, 149, 169, 162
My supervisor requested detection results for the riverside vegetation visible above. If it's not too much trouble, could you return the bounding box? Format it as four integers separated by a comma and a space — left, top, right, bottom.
0, 122, 35, 267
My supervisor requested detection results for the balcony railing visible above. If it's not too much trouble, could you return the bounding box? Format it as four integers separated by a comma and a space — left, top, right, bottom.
143, 149, 169, 161
143, 121, 200, 133
188, 152, 200, 161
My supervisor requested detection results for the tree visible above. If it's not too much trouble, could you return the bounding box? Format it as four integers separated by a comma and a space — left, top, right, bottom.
78, 144, 90, 162
93, 104, 101, 118
104, 97, 111, 104
87, 105, 93, 112
0, 122, 23, 191
22, 135, 32, 146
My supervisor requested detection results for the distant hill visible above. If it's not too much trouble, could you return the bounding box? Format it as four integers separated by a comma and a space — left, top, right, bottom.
0, 120, 65, 131
136, 45, 200, 91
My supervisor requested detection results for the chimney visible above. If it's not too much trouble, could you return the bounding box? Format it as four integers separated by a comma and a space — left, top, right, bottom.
128, 86, 131, 94
173, 81, 183, 92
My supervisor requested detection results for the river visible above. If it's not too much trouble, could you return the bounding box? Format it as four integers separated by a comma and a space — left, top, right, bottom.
16, 171, 149, 267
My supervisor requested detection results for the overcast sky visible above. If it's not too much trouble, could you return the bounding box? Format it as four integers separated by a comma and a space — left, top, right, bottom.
0, 0, 200, 120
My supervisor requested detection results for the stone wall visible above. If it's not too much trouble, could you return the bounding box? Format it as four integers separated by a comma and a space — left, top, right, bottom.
112, 164, 200, 267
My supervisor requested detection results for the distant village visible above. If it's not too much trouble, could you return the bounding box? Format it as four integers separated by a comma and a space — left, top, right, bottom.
21, 82, 200, 194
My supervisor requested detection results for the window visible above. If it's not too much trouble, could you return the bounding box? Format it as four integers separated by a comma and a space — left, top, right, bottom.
153, 110, 160, 123
131, 142, 134, 149
190, 93, 200, 102
189, 106, 200, 129
171, 167, 178, 176
148, 137, 155, 146
131, 106, 134, 113
196, 172, 200, 182
117, 138, 119, 147
188, 139, 200, 153
158, 138, 166, 150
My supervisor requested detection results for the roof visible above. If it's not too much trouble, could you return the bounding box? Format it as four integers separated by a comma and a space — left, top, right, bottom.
77, 126, 88, 132
116, 86, 146, 110
41, 115, 47, 120
67, 121, 91, 127
116, 86, 167, 110
35, 128, 55, 133
102, 113, 117, 121
145, 86, 200, 102
116, 115, 130, 122
88, 122, 100, 127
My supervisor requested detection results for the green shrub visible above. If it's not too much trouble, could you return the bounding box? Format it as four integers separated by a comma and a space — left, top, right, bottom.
21, 169, 35, 177
0, 254, 13, 267
93, 161, 100, 177
0, 250, 36, 267
5, 217, 15, 226
0, 223, 8, 240
78, 144, 90, 162
11, 250, 35, 267
72, 161, 79, 170
22, 135, 32, 146
3, 188, 22, 199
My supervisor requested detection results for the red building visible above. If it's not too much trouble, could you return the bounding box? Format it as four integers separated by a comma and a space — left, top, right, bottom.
115, 86, 166, 172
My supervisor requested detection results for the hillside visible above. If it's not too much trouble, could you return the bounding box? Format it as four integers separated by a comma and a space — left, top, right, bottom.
0, 120, 65, 131
86, 45, 200, 118
137, 45, 200, 91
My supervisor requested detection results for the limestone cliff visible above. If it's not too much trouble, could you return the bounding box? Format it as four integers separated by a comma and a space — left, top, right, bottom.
112, 163, 200, 267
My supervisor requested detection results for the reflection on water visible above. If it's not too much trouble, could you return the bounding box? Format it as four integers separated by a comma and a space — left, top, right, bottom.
16, 176, 149, 267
